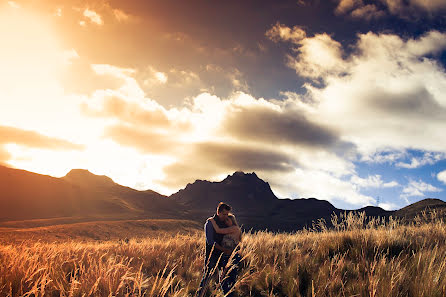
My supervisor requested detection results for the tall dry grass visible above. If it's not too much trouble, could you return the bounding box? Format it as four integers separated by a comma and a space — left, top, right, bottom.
1, 212, 445, 297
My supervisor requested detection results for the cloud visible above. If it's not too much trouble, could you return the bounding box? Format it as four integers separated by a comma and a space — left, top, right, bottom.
0, 126, 84, 151
82, 95, 190, 131
278, 169, 376, 206
220, 100, 341, 148
82, 61, 397, 207
270, 27, 446, 156
8, 1, 20, 9
267, 24, 346, 80
112, 8, 132, 22
335, 0, 386, 19
143, 66, 168, 86
401, 180, 442, 200
266, 22, 306, 43
409, 0, 446, 11
351, 4, 386, 20
0, 125, 84, 164
335, 0, 363, 15
378, 202, 400, 211
350, 175, 399, 188
104, 125, 180, 155
160, 141, 296, 188
396, 152, 446, 168
438, 170, 446, 184
83, 9, 103, 25
83, 66, 368, 204
335, 0, 446, 19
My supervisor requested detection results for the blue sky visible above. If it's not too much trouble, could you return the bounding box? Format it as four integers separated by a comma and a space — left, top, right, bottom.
0, 0, 445, 210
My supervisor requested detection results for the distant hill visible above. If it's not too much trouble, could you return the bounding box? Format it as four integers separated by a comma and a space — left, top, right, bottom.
394, 198, 446, 219
1, 165, 444, 231
0, 165, 177, 222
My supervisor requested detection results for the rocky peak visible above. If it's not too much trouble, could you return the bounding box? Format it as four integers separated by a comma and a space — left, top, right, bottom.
63, 169, 115, 188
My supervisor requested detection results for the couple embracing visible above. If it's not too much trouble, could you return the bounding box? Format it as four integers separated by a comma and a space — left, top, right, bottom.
196, 202, 243, 297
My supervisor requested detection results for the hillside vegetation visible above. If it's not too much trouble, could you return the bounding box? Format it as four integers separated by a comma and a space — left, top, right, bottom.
1, 212, 445, 297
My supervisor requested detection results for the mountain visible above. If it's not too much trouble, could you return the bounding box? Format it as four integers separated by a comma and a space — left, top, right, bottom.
2, 165, 443, 232
394, 198, 446, 219
172, 171, 389, 231
0, 165, 177, 222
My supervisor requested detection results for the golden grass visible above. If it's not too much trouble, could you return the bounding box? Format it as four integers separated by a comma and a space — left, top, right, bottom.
1, 212, 445, 297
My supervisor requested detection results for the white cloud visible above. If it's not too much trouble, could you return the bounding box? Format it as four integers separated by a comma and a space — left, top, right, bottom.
378, 202, 400, 210
396, 152, 446, 169
83, 9, 103, 25
270, 27, 446, 156
437, 170, 446, 184
401, 180, 442, 201
286, 33, 347, 80
277, 169, 376, 207
351, 175, 399, 188
362, 150, 407, 164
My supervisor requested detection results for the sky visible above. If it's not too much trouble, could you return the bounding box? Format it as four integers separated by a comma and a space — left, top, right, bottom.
1, 0, 446, 210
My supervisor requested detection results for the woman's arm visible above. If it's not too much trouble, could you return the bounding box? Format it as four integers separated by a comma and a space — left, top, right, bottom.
210, 218, 239, 234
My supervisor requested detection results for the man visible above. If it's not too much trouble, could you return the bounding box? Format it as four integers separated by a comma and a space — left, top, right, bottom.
196, 202, 242, 297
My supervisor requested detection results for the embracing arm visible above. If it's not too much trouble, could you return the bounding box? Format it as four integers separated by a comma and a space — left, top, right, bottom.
205, 220, 232, 255
210, 218, 239, 234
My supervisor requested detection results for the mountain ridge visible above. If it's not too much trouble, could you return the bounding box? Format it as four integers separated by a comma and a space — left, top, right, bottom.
1, 165, 444, 231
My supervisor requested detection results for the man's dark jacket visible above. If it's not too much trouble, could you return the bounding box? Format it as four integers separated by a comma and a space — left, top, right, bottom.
205, 214, 227, 262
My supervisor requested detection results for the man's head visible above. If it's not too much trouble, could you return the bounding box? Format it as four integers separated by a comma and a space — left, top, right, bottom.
217, 202, 231, 221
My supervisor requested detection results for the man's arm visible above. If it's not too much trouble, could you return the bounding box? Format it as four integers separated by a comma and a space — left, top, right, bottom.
205, 219, 232, 255
210, 218, 239, 234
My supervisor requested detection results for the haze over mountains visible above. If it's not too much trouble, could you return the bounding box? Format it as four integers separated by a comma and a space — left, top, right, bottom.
1, 165, 444, 231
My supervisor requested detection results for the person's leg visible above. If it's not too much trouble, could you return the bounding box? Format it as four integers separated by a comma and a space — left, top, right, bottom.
196, 257, 218, 297
220, 253, 242, 297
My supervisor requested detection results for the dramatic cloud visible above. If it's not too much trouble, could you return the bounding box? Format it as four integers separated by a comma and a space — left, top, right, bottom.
0, 125, 84, 164
220, 102, 342, 148
270, 27, 446, 157
160, 141, 296, 189
401, 180, 442, 201
82, 65, 372, 206
335, 0, 446, 19
267, 23, 346, 80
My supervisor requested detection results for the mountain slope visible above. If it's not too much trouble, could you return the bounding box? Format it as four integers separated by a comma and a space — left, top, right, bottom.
394, 198, 446, 219
3, 165, 441, 232
0, 166, 177, 222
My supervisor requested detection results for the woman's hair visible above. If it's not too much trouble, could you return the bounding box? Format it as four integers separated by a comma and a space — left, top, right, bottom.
228, 214, 238, 226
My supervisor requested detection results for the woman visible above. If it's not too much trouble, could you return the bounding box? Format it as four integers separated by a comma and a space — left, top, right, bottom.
210, 214, 242, 251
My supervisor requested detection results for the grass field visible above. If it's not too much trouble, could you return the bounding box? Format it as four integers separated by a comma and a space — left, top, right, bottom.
1, 212, 445, 297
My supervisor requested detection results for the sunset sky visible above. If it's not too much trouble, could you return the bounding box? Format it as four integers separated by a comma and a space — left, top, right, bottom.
1, 0, 446, 210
